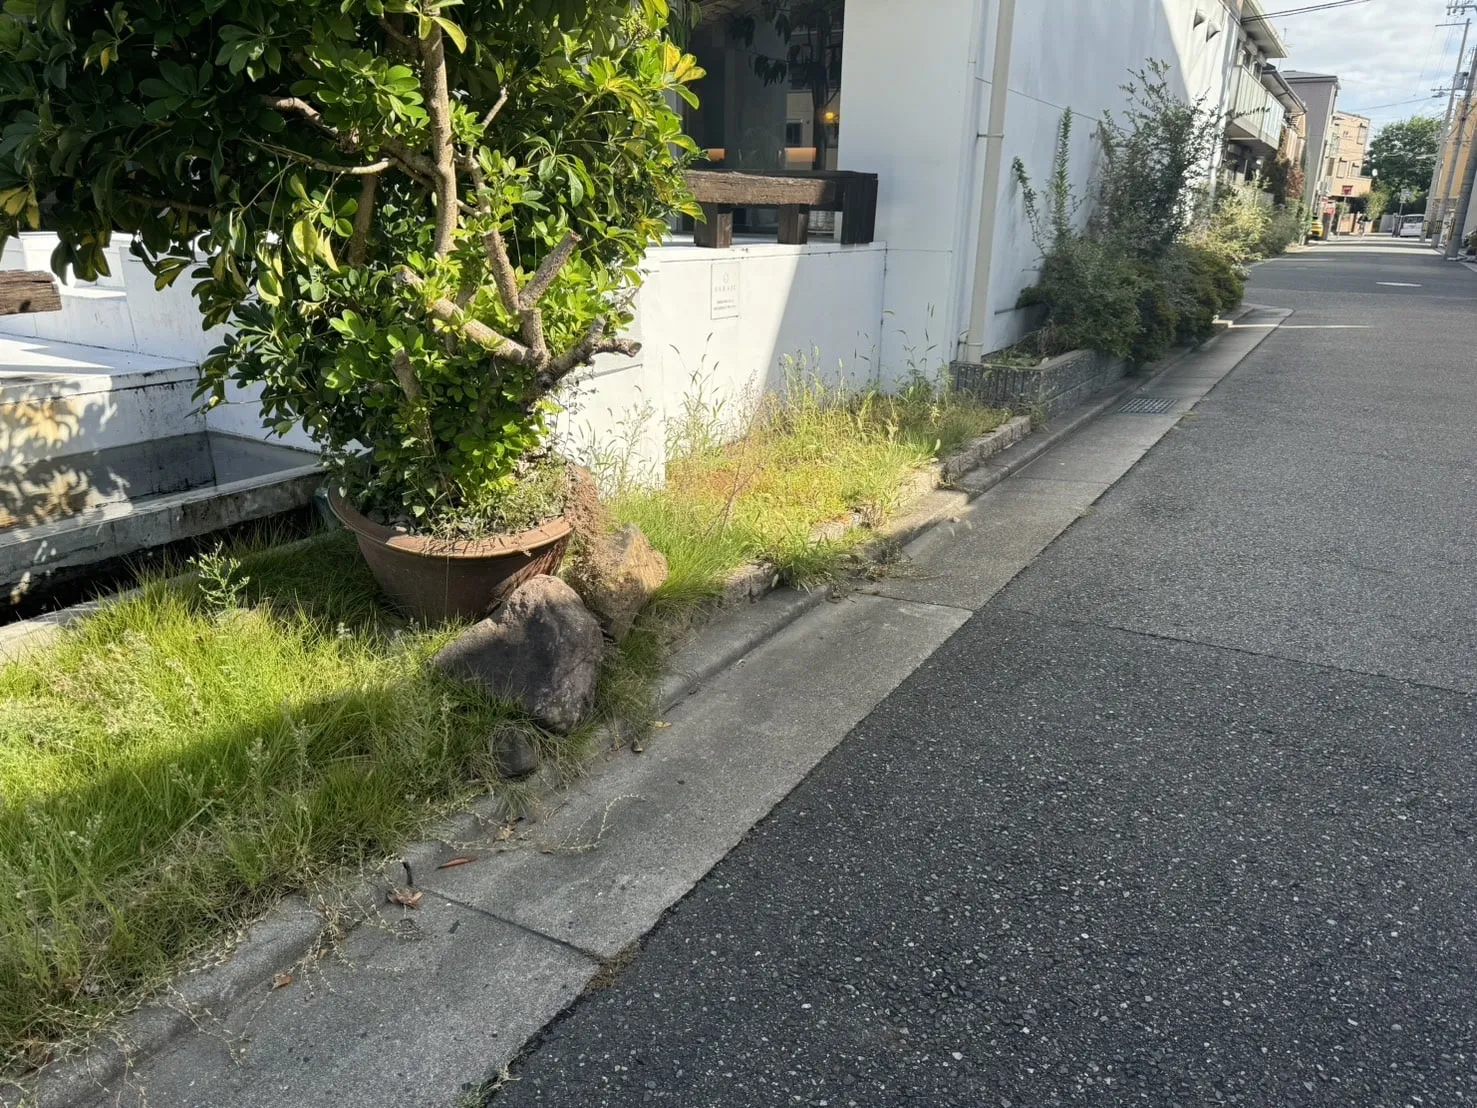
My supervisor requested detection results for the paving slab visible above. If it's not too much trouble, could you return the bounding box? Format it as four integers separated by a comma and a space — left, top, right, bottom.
868, 479, 1105, 610
85, 897, 596, 1108
1015, 438, 1154, 484
414, 594, 969, 959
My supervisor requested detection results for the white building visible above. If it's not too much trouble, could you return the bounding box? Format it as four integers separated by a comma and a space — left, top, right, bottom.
3, 1, 1300, 490
565, 0, 1296, 469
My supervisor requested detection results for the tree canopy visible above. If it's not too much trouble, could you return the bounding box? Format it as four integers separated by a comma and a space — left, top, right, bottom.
0, 0, 703, 528
1367, 116, 1440, 197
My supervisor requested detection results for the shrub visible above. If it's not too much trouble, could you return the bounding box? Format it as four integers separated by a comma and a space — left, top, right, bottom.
1192, 189, 1271, 265
1128, 262, 1179, 363
1258, 203, 1307, 257
1163, 244, 1236, 346
1012, 64, 1241, 362
1017, 235, 1142, 358
1093, 62, 1224, 261
0, 1, 703, 533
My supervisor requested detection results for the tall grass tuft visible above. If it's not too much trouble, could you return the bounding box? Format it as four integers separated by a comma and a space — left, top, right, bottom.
607, 358, 1008, 590
0, 533, 517, 1069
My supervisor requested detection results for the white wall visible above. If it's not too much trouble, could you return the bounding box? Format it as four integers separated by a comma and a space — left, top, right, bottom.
838, 0, 984, 384
982, 0, 1235, 354
557, 238, 887, 485
839, 0, 1241, 371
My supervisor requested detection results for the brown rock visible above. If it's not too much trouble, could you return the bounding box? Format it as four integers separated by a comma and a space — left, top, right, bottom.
433, 575, 603, 734
563, 464, 609, 547
567, 524, 669, 642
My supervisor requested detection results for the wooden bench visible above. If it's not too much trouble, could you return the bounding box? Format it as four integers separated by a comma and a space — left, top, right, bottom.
683, 169, 879, 249
0, 271, 62, 316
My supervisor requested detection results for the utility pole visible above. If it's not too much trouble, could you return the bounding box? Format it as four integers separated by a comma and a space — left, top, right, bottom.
1443, 5, 1477, 257
1443, 3, 1477, 247
1446, 94, 1477, 257
1426, 19, 1470, 240
1437, 47, 1477, 248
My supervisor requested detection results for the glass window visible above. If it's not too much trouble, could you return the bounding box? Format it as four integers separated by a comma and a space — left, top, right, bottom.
684, 0, 845, 174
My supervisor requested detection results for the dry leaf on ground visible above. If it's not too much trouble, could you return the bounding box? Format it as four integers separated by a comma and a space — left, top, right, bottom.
437, 856, 477, 869
271, 973, 294, 990
387, 888, 424, 909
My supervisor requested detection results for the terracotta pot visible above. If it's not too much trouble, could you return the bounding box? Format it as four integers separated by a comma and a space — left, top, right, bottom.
326, 487, 572, 624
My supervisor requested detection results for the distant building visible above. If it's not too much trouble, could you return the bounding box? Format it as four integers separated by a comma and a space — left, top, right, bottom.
1282, 71, 1341, 211
1327, 111, 1371, 202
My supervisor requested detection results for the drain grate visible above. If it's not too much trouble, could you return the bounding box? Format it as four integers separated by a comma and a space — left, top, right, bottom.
1119, 396, 1177, 415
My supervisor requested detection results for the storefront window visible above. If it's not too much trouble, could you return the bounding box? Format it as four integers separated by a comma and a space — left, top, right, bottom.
684, 1, 845, 175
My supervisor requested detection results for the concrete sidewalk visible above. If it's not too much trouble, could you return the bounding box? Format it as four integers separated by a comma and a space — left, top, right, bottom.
29, 311, 1287, 1108
486, 241, 1477, 1106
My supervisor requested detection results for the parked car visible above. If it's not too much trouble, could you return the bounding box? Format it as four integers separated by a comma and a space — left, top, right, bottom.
1395, 213, 1425, 238
1305, 218, 1325, 243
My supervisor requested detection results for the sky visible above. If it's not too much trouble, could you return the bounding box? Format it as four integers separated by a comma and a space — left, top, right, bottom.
1272, 0, 1464, 134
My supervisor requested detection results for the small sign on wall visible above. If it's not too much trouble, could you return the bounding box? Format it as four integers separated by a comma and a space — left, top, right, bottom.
710, 262, 740, 320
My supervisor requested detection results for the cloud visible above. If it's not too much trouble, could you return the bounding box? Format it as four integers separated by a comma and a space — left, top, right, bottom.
1276, 0, 1459, 132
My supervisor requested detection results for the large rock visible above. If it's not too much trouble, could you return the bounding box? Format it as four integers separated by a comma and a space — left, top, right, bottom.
433, 575, 603, 734
567, 524, 669, 642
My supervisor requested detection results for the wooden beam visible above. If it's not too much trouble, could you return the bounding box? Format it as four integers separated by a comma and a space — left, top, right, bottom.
686, 170, 838, 208
0, 271, 62, 316
777, 206, 810, 245
693, 205, 734, 249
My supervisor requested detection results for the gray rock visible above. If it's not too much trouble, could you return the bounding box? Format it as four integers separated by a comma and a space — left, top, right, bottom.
490, 725, 542, 779
434, 575, 603, 734
567, 524, 669, 642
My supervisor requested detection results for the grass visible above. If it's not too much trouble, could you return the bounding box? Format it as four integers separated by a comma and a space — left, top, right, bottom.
0, 531, 626, 1075
0, 368, 1006, 1074
609, 372, 1009, 591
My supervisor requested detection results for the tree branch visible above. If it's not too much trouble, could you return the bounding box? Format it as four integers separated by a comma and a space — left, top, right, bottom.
481, 229, 522, 316
391, 349, 422, 401
545, 318, 641, 385
252, 140, 391, 175
123, 193, 212, 216
376, 137, 439, 185
418, 23, 459, 257
348, 173, 379, 266
396, 268, 532, 364
379, 17, 417, 52
260, 96, 342, 145
480, 87, 510, 130
519, 231, 581, 310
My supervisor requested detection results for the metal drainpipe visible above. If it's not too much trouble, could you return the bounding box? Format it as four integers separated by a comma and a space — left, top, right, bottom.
1211, 0, 1248, 203
962, 0, 1017, 363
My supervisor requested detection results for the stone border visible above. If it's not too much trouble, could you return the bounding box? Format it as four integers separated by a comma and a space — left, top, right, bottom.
5, 323, 1238, 1107
949, 347, 1129, 423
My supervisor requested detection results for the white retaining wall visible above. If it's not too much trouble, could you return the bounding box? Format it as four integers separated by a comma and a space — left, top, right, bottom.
2, 233, 886, 478
558, 238, 887, 484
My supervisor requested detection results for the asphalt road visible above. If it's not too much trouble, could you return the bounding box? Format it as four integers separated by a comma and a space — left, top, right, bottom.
489, 239, 1477, 1107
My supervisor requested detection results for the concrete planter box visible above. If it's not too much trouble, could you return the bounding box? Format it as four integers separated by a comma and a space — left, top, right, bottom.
949, 348, 1128, 422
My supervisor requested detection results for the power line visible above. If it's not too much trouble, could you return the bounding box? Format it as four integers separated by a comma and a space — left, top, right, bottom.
1243, 0, 1371, 21
1343, 94, 1447, 114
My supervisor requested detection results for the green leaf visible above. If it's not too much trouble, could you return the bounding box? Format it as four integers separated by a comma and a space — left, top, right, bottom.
432, 16, 467, 53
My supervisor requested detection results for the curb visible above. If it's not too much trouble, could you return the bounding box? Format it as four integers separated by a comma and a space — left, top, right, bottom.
7, 319, 1245, 1107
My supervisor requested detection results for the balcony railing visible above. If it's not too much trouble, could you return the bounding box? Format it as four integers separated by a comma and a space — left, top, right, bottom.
1226, 68, 1287, 153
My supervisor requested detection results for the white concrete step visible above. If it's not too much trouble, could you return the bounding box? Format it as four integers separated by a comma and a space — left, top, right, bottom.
1, 231, 224, 362
0, 431, 322, 602
0, 334, 204, 466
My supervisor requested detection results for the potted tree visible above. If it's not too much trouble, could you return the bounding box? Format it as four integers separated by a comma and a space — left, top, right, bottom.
0, 0, 703, 621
